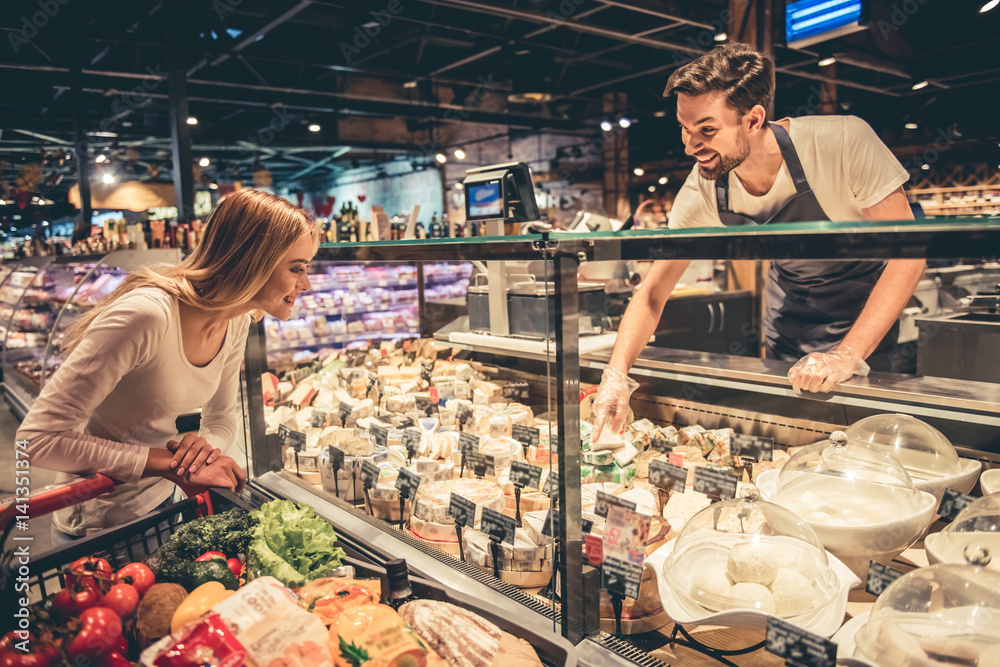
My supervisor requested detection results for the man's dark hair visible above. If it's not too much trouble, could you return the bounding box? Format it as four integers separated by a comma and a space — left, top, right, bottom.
663, 43, 775, 117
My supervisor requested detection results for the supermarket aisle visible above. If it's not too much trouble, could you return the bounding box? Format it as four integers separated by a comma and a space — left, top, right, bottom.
1, 405, 57, 554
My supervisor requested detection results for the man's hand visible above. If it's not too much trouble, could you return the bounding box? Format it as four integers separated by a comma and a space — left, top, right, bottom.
787, 346, 870, 393
167, 433, 221, 476
592, 367, 640, 441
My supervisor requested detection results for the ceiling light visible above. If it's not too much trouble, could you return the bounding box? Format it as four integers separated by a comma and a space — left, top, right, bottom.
186, 116, 198, 125
921, 164, 930, 170
658, 176, 668, 185
435, 153, 447, 164
42, 221, 49, 226
600, 120, 613, 132
905, 122, 918, 130
403, 80, 418, 88
102, 173, 114, 184
455, 182, 464, 190
911, 80, 929, 90
0, 200, 5, 205
199, 157, 210, 167
818, 56, 837, 67
95, 154, 107, 164
633, 167, 644, 176
308, 123, 321, 132
714, 32, 728, 42
981, 0, 999, 12
454, 148, 466, 160
654, 110, 667, 118
209, 183, 219, 189
648, 185, 656, 192
618, 117, 632, 128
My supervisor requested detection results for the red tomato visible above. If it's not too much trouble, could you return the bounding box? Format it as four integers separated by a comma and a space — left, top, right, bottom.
65, 607, 122, 661
102, 651, 132, 667
101, 584, 139, 620
113, 563, 155, 597
225, 558, 242, 579
66, 557, 112, 591
195, 551, 227, 562
52, 584, 102, 618
0, 643, 60, 667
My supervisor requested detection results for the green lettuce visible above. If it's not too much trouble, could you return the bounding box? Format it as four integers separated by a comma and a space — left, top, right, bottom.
248, 499, 346, 587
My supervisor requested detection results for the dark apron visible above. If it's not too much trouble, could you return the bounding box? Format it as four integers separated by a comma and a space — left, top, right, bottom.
715, 122, 898, 370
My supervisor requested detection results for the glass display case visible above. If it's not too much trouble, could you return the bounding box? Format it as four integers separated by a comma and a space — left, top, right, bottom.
240, 218, 1000, 666
1, 249, 181, 418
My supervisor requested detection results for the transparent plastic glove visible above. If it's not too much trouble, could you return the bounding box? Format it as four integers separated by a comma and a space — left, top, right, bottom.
787, 345, 870, 394
592, 366, 640, 441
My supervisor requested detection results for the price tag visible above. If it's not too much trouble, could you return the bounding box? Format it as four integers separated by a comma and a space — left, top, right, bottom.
765, 616, 837, 667
291, 366, 313, 384
456, 403, 475, 428
541, 510, 593, 537
310, 409, 327, 429
395, 467, 422, 499
420, 360, 435, 383
693, 467, 738, 501
459, 432, 480, 456
649, 436, 673, 453
668, 452, 685, 467
603, 556, 643, 599
866, 561, 904, 597
448, 493, 476, 528
470, 452, 495, 478
511, 424, 540, 447
509, 461, 542, 489
731, 433, 774, 462
594, 491, 637, 519
326, 446, 345, 474
277, 424, 291, 446
542, 471, 560, 498
338, 401, 352, 425
480, 507, 516, 546
584, 534, 604, 566
415, 394, 433, 414
938, 488, 976, 523
370, 423, 389, 449
401, 428, 422, 456
366, 371, 378, 394
648, 459, 687, 493
502, 382, 529, 401
278, 424, 307, 452
360, 460, 380, 490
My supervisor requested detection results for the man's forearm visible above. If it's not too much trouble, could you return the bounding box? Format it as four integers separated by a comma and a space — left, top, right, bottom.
841, 258, 925, 359
608, 260, 690, 373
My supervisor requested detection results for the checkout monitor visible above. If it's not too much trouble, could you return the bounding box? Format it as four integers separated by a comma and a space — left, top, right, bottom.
463, 162, 541, 224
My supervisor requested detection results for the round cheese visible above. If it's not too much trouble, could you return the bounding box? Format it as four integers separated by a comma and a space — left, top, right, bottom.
411, 478, 504, 525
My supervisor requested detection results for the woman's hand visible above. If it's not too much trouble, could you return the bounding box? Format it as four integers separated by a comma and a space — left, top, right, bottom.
181, 456, 247, 494
166, 433, 221, 476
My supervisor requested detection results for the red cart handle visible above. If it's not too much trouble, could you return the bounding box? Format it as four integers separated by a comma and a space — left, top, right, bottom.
0, 473, 116, 536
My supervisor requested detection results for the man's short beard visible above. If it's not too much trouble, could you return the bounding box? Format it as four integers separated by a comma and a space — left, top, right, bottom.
698, 129, 751, 180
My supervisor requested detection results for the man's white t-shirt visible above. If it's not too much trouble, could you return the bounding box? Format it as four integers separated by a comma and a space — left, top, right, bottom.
668, 115, 909, 228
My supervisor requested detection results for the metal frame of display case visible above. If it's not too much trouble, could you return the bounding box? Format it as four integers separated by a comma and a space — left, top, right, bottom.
242, 219, 1000, 666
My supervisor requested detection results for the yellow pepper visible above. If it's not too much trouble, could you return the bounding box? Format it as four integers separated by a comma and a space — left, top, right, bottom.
170, 581, 235, 633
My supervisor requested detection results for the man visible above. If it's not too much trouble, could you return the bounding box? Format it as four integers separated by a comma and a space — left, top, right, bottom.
593, 42, 924, 438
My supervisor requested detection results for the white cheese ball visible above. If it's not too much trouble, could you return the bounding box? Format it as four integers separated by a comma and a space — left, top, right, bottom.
770, 568, 815, 617
727, 542, 779, 586
726, 582, 775, 614
689, 562, 733, 612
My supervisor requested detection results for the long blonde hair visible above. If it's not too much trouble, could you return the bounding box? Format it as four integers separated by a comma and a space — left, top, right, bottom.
65, 189, 318, 353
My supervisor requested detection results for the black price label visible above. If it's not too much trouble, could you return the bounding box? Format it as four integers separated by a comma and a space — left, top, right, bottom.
648, 459, 687, 493
541, 509, 593, 538
395, 415, 415, 429
456, 403, 475, 428
603, 556, 642, 599
866, 560, 904, 597
278, 424, 291, 445
360, 460, 380, 490
542, 471, 560, 498
481, 507, 516, 546
415, 394, 432, 413
279, 424, 307, 452
420, 360, 435, 383
310, 409, 327, 429
448, 493, 476, 528
731, 433, 774, 462
401, 428, 422, 455
327, 446, 345, 474
366, 371, 377, 394
765, 616, 837, 667
395, 467, 422, 499
938, 488, 976, 523
291, 366, 313, 384
511, 424, 540, 447
338, 401, 352, 424
649, 436, 673, 453
693, 467, 738, 501
459, 432, 480, 456
594, 491, 637, 519
502, 382, 529, 401
509, 460, 542, 489
371, 423, 389, 449
470, 452, 495, 478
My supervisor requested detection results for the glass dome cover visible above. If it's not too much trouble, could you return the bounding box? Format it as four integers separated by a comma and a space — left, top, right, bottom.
854, 549, 1000, 666
774, 432, 926, 526
663, 489, 839, 619
933, 494, 1000, 569
845, 413, 960, 479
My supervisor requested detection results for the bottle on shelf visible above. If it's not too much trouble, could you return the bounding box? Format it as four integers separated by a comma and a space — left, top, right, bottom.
384, 558, 417, 609
441, 213, 450, 238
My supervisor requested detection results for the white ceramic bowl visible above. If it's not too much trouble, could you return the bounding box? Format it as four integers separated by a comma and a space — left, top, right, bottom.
645, 539, 860, 637
981, 469, 1000, 496
909, 458, 982, 504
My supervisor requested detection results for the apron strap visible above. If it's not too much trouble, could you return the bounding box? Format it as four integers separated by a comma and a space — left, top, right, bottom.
714, 121, 811, 211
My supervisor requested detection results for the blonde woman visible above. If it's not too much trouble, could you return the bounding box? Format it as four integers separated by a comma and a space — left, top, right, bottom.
17, 189, 318, 543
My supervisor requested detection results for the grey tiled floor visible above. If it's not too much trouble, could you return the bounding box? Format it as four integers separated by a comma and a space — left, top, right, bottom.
2, 405, 57, 554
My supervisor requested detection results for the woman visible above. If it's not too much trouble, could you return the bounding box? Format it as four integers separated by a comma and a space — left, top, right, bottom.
17, 189, 318, 543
